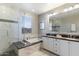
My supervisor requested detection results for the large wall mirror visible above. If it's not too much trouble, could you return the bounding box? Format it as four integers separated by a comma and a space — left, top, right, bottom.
49, 17, 61, 32
49, 16, 77, 33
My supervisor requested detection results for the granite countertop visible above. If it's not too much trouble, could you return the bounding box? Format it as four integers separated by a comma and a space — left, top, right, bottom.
42, 35, 79, 42
11, 39, 42, 49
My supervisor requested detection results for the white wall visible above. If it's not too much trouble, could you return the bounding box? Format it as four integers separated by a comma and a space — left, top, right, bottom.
0, 5, 39, 54
38, 13, 50, 36
0, 4, 39, 40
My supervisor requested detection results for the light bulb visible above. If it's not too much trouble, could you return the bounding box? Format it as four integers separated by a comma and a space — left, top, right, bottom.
68, 7, 73, 11
48, 14, 53, 17
64, 9, 68, 12
53, 12, 58, 15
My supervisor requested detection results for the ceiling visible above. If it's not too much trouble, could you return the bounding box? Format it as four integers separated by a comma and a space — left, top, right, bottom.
2, 3, 65, 15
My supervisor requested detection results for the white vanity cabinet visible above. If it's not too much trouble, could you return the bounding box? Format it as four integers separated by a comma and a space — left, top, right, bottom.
59, 39, 69, 56
42, 37, 54, 52
70, 41, 79, 56
42, 35, 79, 56
47, 37, 54, 52
53, 39, 60, 55
42, 37, 60, 55
42, 37, 49, 49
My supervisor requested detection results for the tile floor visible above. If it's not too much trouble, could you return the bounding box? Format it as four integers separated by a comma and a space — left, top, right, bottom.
19, 47, 56, 56
29, 50, 49, 56
27, 49, 56, 56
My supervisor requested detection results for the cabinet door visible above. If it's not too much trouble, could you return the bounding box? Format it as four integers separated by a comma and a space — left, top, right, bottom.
8, 23, 19, 44
54, 39, 60, 55
48, 38, 54, 52
59, 40, 69, 56
42, 37, 54, 52
70, 41, 79, 56
42, 37, 49, 49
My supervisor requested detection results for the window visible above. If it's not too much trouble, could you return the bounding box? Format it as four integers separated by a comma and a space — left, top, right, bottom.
40, 22, 44, 30
22, 16, 32, 33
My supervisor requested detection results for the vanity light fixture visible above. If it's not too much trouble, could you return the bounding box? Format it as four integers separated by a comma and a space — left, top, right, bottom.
63, 8, 69, 12
48, 12, 58, 17
48, 4, 79, 17
48, 14, 53, 17
63, 7, 73, 12
52, 12, 58, 15
73, 4, 79, 9
63, 4, 79, 12
68, 7, 73, 11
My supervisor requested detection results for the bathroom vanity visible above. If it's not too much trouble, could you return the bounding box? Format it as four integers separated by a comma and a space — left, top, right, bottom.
42, 33, 79, 56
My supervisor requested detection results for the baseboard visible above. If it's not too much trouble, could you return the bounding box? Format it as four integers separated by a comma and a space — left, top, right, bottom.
41, 48, 60, 56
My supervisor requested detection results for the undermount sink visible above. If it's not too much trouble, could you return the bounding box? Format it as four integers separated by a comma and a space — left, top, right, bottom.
46, 33, 57, 36
46, 33, 79, 39
72, 35, 79, 39
56, 34, 62, 38
59, 34, 70, 38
